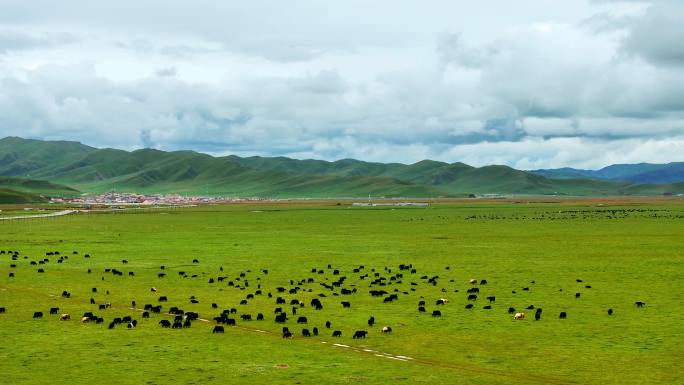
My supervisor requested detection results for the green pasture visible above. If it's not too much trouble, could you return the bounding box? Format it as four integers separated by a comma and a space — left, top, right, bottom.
0, 201, 682, 384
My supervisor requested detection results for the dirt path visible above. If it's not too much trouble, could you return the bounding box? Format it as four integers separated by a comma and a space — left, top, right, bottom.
0, 210, 77, 221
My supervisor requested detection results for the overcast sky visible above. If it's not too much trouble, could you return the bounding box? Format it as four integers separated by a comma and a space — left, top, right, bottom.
0, 0, 682, 169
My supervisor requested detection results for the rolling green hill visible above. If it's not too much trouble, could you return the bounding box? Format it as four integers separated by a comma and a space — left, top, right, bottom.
531, 162, 684, 184
0, 137, 682, 197
0, 188, 48, 204
0, 176, 80, 196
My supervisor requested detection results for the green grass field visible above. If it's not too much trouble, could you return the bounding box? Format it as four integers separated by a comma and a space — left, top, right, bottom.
0, 200, 682, 385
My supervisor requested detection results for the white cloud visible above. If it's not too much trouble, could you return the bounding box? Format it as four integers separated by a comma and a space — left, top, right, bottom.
0, 0, 682, 169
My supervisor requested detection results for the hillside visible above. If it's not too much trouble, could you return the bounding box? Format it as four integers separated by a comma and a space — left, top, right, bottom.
0, 188, 49, 204
0, 176, 80, 197
531, 162, 684, 184
0, 137, 682, 197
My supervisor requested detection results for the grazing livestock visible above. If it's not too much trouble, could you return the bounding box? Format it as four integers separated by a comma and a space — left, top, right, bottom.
159, 320, 171, 328
142, 311, 150, 318
382, 326, 392, 333
183, 319, 192, 328
486, 296, 496, 303
302, 328, 311, 337
508, 307, 516, 314
158, 296, 168, 302
467, 294, 477, 301
213, 326, 224, 333
172, 321, 183, 329
282, 331, 293, 338
465, 304, 473, 309
33, 311, 43, 318
108, 322, 116, 329
436, 298, 448, 305
635, 301, 646, 308
50, 307, 59, 315
535, 313, 541, 321
353, 330, 368, 339
514, 312, 525, 320
59, 314, 70, 321
297, 316, 308, 324
559, 312, 567, 319
418, 306, 426, 313
368, 316, 375, 327
469, 279, 477, 284
332, 330, 342, 337
325, 321, 331, 328
575, 292, 581, 298
275, 313, 287, 323
256, 313, 264, 321
240, 314, 252, 321
0, 307, 5, 314
313, 327, 318, 336
432, 310, 442, 317
608, 308, 613, 316
341, 301, 351, 308
81, 316, 90, 323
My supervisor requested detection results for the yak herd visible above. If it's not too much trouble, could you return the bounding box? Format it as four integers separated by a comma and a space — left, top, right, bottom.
1, 248, 647, 341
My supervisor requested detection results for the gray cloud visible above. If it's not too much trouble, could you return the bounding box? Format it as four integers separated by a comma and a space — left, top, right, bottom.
620, 1, 684, 66
0, 1, 682, 169
0, 30, 77, 54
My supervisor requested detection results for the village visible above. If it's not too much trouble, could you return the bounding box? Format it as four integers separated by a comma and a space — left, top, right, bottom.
49, 192, 262, 206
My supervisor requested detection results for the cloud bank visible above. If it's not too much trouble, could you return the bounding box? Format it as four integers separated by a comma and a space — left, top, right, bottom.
0, 0, 682, 169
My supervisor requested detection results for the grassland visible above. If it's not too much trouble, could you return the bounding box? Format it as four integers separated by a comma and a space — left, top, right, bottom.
0, 199, 682, 385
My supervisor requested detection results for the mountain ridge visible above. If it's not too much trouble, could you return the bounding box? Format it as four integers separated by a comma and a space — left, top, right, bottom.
0, 136, 682, 197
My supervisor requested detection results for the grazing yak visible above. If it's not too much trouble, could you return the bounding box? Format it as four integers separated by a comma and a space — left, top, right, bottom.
80, 316, 90, 323
608, 308, 614, 316
50, 307, 60, 315
332, 330, 342, 337
432, 310, 442, 317
635, 301, 645, 308
514, 312, 525, 320
436, 298, 448, 305
368, 316, 375, 327
382, 326, 392, 333
282, 331, 293, 338
33, 311, 43, 319
59, 314, 70, 321
353, 330, 368, 339
559, 312, 567, 319
213, 325, 224, 333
